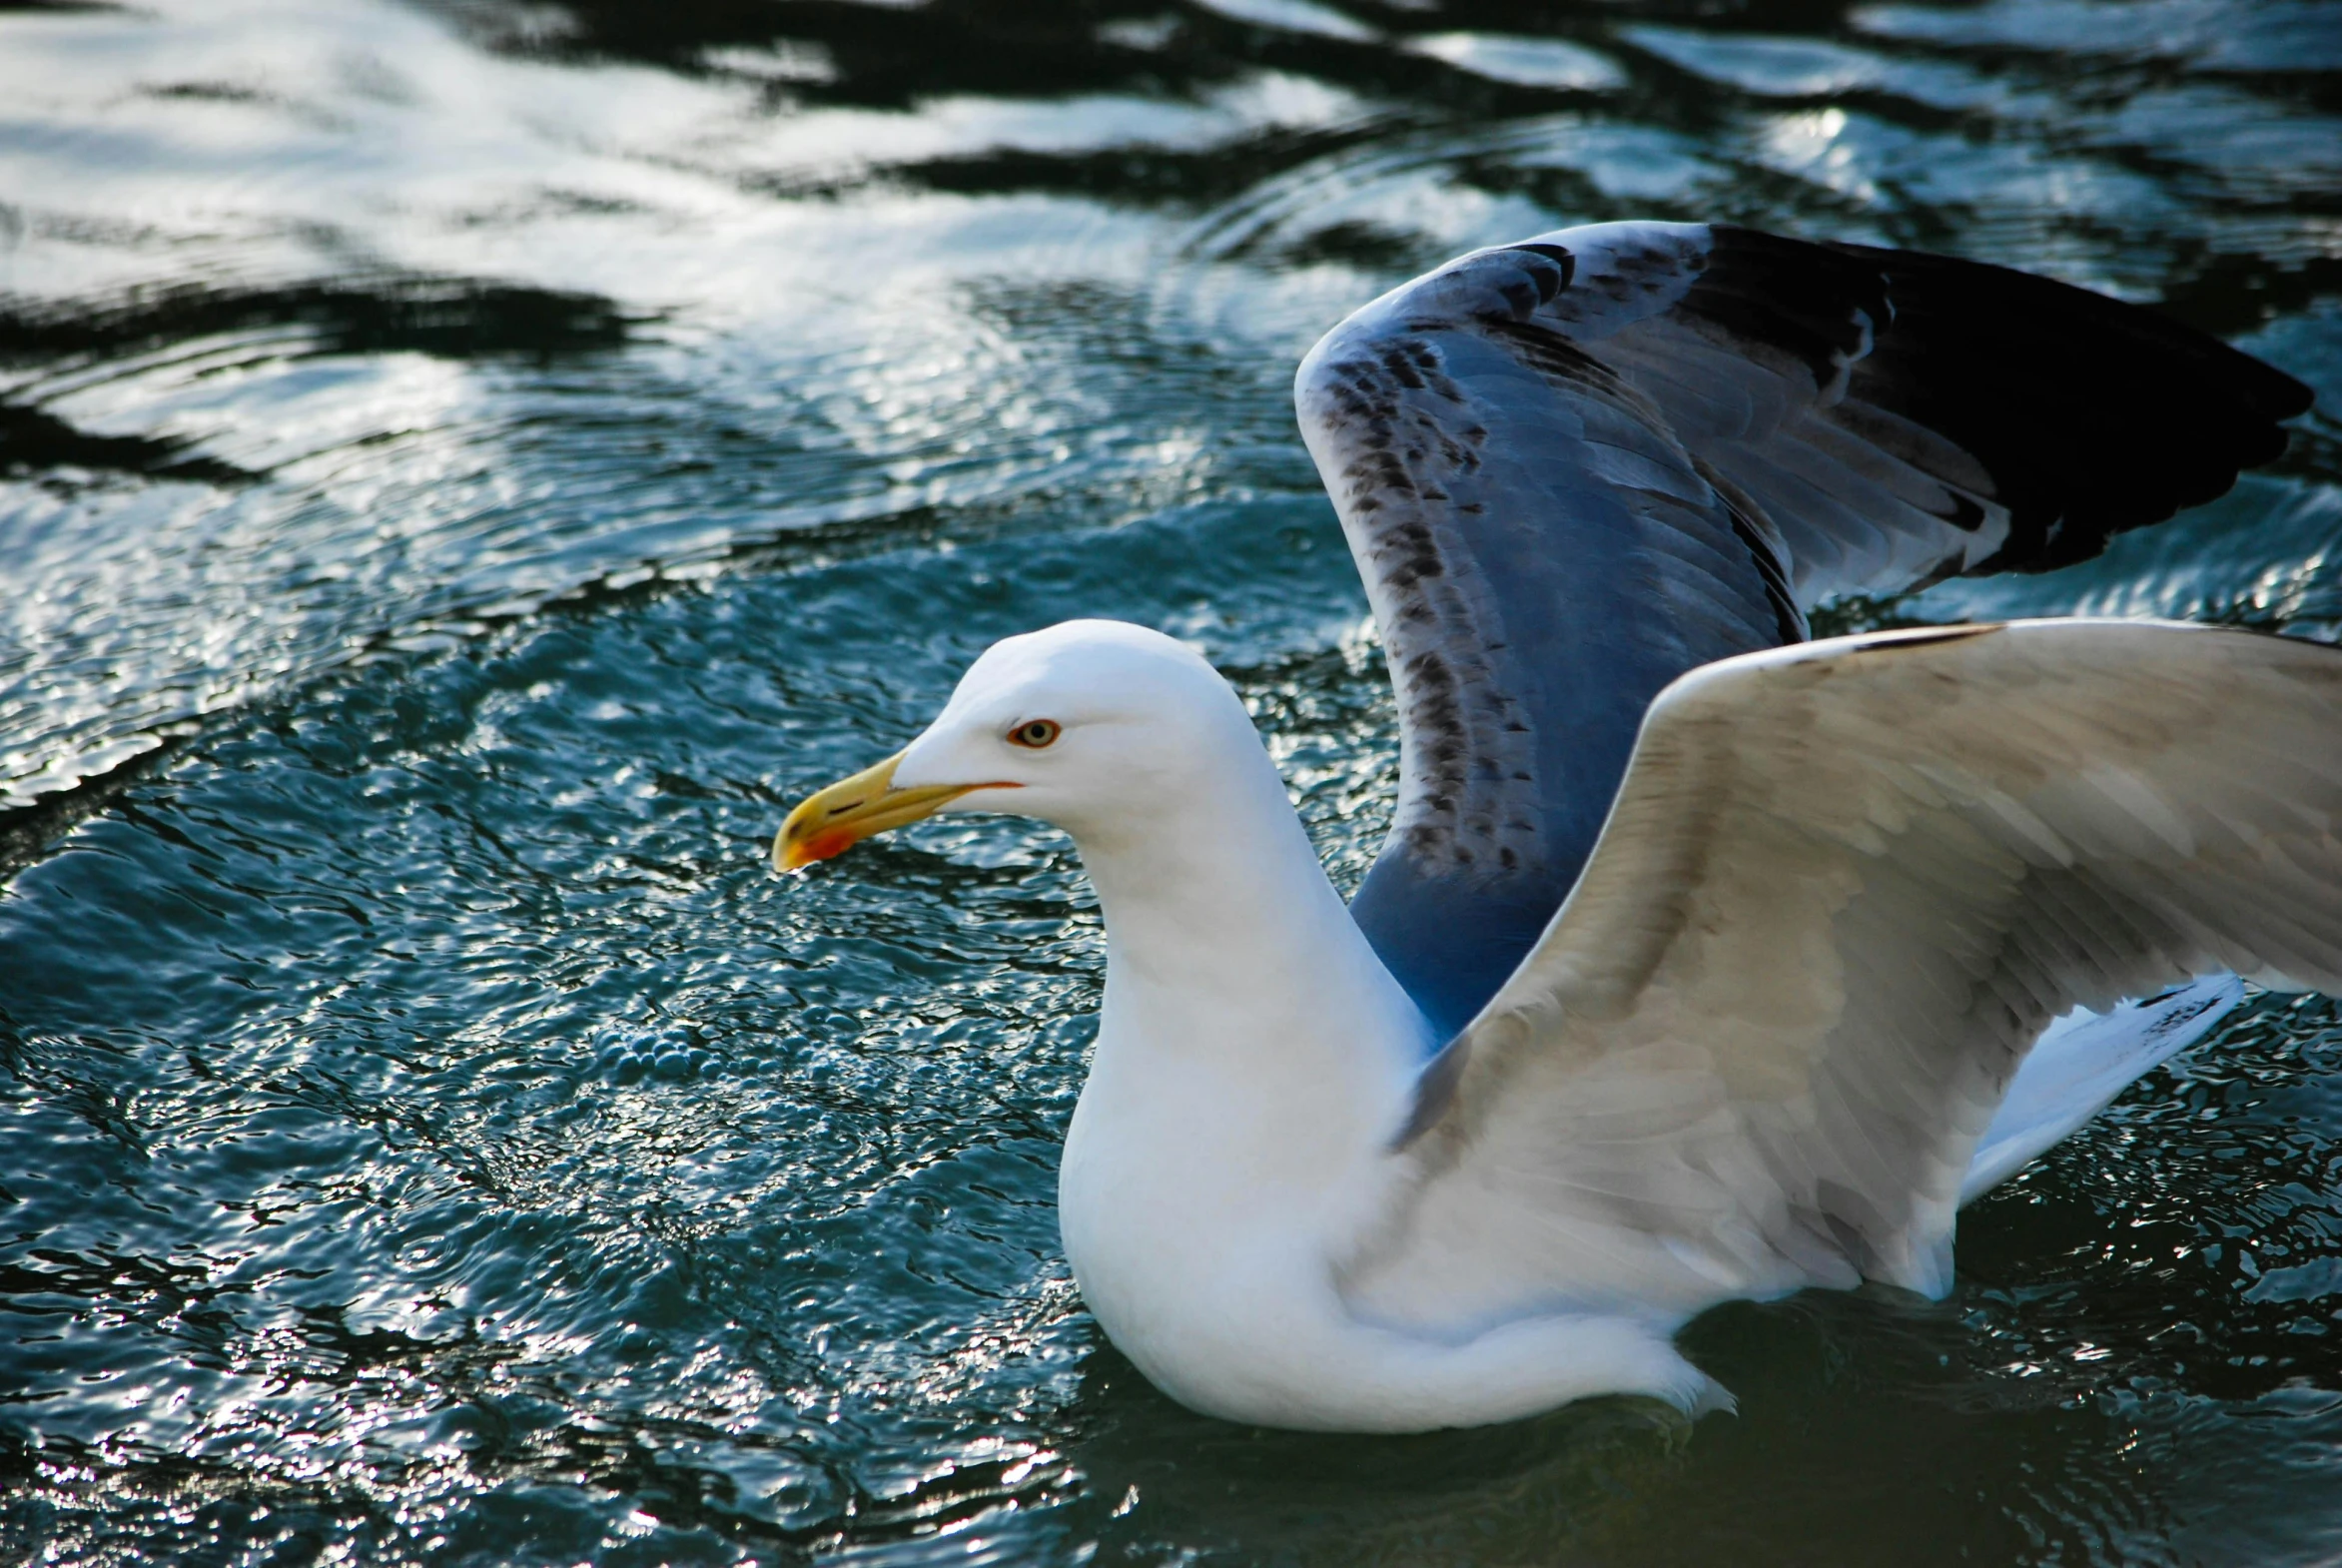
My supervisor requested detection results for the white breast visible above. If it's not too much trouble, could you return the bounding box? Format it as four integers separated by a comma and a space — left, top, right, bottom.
1053, 968, 1717, 1431
1058, 1038, 1719, 1430
1055, 971, 1408, 1419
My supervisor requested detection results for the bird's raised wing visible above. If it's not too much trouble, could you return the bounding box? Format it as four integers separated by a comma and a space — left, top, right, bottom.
1296, 222, 2312, 1034
1338, 620, 2342, 1333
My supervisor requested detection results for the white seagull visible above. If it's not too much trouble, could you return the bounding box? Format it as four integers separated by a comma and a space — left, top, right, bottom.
774, 222, 2325, 1431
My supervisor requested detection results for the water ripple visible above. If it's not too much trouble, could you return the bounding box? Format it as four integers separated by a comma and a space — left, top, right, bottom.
2, 0, 2338, 1562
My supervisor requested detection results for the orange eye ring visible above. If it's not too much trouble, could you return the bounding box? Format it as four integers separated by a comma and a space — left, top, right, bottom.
1008, 718, 1062, 749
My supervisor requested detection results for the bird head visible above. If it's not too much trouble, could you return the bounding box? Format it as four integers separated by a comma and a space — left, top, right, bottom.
774, 619, 1253, 871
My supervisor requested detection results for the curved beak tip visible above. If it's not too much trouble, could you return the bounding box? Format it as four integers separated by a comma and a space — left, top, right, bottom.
772, 749, 983, 878
772, 824, 850, 873
773, 793, 870, 876
771, 831, 806, 875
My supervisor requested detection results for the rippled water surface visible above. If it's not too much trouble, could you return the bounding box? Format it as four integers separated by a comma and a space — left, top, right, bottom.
5, 0, 2342, 1561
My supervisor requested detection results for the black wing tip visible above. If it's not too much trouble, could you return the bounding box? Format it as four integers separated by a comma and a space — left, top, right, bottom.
1783, 234, 2315, 572
1687, 227, 1891, 389
1584, 224, 2316, 581
2262, 366, 2317, 422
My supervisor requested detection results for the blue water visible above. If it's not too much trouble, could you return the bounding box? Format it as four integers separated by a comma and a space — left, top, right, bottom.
3, 0, 2341, 1562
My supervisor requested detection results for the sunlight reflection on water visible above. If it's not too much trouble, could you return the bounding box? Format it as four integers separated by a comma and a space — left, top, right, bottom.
2, 0, 2340, 1562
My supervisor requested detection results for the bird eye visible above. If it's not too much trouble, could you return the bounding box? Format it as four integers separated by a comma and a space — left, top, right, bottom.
1008, 719, 1062, 749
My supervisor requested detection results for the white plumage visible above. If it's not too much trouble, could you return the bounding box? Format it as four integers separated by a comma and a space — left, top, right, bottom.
776, 223, 2321, 1430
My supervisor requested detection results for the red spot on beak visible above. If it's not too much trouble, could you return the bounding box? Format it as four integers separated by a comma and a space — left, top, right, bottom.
796, 827, 861, 866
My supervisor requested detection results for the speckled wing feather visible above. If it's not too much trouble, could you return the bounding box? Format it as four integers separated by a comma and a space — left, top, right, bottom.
1341, 620, 2342, 1332
1296, 222, 2311, 1033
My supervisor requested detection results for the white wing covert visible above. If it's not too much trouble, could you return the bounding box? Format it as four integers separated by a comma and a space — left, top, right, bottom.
1340, 620, 2342, 1332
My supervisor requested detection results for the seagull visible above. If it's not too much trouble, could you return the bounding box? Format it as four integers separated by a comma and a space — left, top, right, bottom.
773, 222, 2324, 1431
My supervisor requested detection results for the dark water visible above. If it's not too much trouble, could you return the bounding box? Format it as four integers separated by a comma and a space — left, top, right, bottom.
4, 0, 2342, 1562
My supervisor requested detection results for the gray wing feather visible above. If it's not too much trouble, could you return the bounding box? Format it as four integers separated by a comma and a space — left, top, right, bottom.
1296, 221, 2311, 1034
1298, 238, 1792, 1032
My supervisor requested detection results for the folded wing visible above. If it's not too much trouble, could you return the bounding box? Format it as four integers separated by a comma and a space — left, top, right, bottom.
1339, 620, 2342, 1332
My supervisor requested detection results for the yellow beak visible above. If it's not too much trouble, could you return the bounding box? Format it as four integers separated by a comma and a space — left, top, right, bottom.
773, 750, 989, 872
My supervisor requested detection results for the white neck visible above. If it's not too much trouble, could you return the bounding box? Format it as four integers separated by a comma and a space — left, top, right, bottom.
1059, 731, 1430, 1204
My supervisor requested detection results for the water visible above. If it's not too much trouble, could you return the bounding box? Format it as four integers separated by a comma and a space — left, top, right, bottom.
3, 0, 2340, 1560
